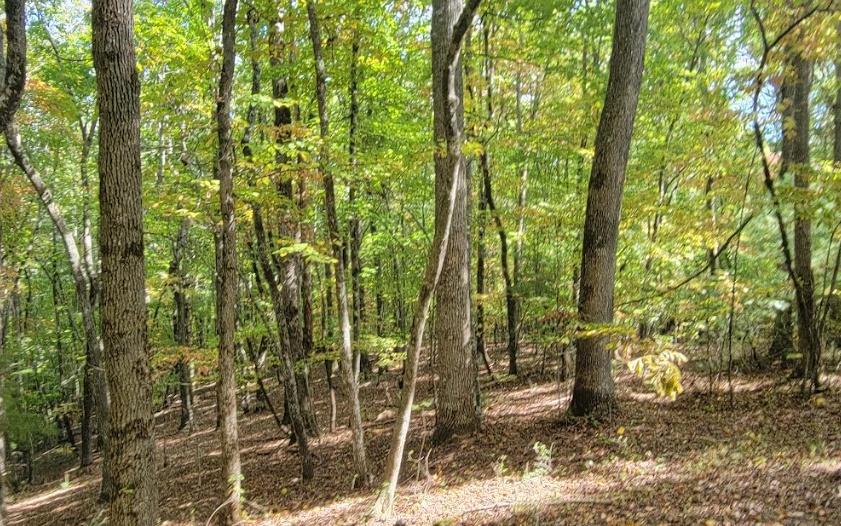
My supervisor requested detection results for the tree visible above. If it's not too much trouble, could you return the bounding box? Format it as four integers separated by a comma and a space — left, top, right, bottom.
4, 125, 113, 498
307, 0, 370, 488
570, 0, 651, 417
784, 53, 820, 387
214, 0, 243, 521
91, 0, 158, 521
432, 0, 482, 443
373, 0, 482, 515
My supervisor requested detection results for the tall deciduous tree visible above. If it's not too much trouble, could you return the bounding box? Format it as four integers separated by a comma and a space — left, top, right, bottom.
432, 0, 481, 443
91, 0, 158, 521
373, 0, 482, 515
570, 0, 650, 417
307, 0, 370, 488
0, 4, 27, 520
782, 52, 820, 387
214, 0, 243, 521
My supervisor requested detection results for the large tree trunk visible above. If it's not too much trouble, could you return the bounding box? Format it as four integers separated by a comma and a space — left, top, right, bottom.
214, 0, 243, 522
431, 0, 481, 444
783, 54, 821, 387
570, 0, 650, 417
0, 0, 26, 132
91, 0, 158, 519
372, 1, 481, 515
307, 1, 370, 488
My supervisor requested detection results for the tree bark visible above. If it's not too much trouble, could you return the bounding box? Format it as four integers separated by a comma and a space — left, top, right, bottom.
783, 53, 820, 387
478, 23, 518, 376
266, 11, 320, 438
0, 0, 26, 131
570, 0, 650, 417
348, 32, 367, 360
213, 0, 243, 521
307, 0, 370, 488
171, 219, 194, 430
432, 0, 481, 443
372, 0, 481, 515
253, 206, 314, 480
91, 0, 158, 518
5, 124, 114, 497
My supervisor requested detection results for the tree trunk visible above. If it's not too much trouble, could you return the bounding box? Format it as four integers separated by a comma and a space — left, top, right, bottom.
4, 125, 114, 498
475, 164, 488, 369
432, 0, 481, 443
372, 0, 481, 515
214, 0, 243, 521
478, 23, 518, 376
169, 216, 194, 431
783, 54, 820, 388
348, 32, 367, 372
91, 0, 158, 518
266, 10, 320, 439
253, 207, 314, 480
570, 0, 650, 417
307, 1, 370, 488
0, 307, 6, 526
0, 0, 26, 132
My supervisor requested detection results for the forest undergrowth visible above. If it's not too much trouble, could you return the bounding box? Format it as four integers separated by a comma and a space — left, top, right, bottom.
8, 345, 841, 526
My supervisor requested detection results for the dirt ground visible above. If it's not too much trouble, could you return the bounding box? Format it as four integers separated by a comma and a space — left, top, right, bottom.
7, 347, 841, 525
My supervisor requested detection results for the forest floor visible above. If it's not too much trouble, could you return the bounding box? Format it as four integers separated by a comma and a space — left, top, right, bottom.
7, 346, 841, 526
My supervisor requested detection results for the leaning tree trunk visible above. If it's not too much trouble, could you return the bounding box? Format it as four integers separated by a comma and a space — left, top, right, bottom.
570, 0, 650, 417
91, 0, 158, 520
307, 0, 370, 488
431, 0, 481, 444
4, 126, 114, 498
213, 0, 243, 522
372, 0, 481, 515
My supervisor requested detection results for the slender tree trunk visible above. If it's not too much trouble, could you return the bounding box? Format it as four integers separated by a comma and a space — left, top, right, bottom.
5, 125, 114, 498
267, 11, 319, 438
253, 208, 314, 479
78, 117, 97, 469
0, 292, 6, 526
432, 0, 481, 443
372, 1, 481, 515
214, 0, 243, 521
91, 0, 158, 519
172, 219, 194, 430
834, 56, 841, 165
348, 32, 366, 356
475, 164, 488, 368
783, 54, 821, 388
323, 264, 338, 432
570, 0, 650, 417
478, 23, 518, 376
307, 1, 370, 488
80, 354, 93, 467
